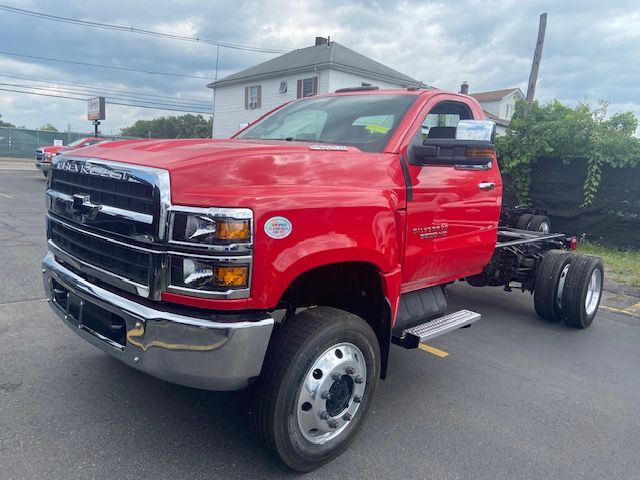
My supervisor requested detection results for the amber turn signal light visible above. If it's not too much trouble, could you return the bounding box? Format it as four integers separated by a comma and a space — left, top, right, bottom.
214, 266, 249, 287
217, 219, 251, 241
465, 147, 495, 157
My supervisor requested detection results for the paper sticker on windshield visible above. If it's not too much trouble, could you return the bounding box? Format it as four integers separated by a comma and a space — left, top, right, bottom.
264, 216, 292, 239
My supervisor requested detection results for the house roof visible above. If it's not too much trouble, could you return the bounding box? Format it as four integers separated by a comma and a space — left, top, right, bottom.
482, 110, 510, 126
207, 41, 424, 89
470, 88, 524, 102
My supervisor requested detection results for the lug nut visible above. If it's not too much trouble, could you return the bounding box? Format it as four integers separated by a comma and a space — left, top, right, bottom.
318, 410, 328, 420
342, 413, 352, 421
320, 391, 331, 400
331, 373, 341, 381
328, 420, 338, 429
353, 395, 362, 403
354, 375, 364, 384
345, 366, 355, 375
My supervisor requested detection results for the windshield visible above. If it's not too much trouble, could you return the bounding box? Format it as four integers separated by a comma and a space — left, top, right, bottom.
237, 94, 417, 152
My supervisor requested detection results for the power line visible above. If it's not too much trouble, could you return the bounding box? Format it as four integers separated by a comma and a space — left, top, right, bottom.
0, 87, 213, 114
0, 4, 288, 54
0, 77, 212, 109
0, 72, 210, 104
0, 50, 215, 80
0, 81, 212, 111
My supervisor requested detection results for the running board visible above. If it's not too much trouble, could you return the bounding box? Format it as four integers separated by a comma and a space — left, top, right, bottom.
392, 309, 481, 349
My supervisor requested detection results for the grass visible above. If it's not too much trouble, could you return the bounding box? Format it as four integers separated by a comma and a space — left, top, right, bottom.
578, 241, 640, 288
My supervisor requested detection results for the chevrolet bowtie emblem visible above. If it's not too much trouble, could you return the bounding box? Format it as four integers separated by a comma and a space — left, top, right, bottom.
70, 193, 101, 222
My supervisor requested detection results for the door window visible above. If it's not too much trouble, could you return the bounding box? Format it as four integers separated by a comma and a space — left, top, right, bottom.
420, 101, 474, 140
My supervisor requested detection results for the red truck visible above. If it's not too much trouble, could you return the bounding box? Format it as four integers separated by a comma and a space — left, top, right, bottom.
35, 137, 105, 177
42, 87, 603, 471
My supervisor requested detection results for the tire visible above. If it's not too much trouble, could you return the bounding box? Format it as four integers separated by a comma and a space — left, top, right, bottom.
528, 215, 551, 233
561, 255, 604, 329
515, 213, 534, 230
533, 250, 573, 321
254, 307, 380, 472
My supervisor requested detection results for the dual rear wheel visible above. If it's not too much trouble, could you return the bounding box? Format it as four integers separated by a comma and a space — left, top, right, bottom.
534, 251, 603, 328
516, 213, 551, 233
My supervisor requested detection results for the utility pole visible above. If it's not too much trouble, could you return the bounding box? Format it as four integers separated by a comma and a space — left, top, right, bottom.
526, 12, 547, 102
211, 44, 220, 138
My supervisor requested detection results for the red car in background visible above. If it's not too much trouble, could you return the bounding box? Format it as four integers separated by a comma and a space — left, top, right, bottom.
35, 137, 106, 177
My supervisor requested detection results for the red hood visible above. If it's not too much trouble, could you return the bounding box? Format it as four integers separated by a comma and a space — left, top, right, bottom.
40, 145, 66, 154
69, 138, 407, 209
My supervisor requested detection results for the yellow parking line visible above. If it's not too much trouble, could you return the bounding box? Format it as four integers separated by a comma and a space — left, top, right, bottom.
418, 343, 449, 358
600, 305, 640, 318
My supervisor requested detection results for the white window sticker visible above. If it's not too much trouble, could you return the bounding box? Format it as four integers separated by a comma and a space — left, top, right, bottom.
264, 216, 292, 239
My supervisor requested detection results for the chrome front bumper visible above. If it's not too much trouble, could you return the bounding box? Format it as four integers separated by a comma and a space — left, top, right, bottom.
35, 160, 51, 172
42, 252, 274, 391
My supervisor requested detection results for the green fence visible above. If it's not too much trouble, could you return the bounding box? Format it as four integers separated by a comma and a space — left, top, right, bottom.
0, 127, 135, 158
0, 127, 94, 158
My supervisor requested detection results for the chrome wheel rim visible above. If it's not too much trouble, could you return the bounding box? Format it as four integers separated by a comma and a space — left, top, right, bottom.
296, 342, 367, 445
556, 264, 570, 310
539, 221, 550, 233
585, 268, 602, 316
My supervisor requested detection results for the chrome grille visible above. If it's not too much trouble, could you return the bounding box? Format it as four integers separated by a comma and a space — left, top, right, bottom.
50, 168, 155, 215
49, 219, 151, 286
46, 156, 170, 299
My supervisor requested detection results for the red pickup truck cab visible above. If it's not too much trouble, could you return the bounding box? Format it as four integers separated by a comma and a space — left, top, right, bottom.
35, 137, 105, 176
42, 87, 603, 471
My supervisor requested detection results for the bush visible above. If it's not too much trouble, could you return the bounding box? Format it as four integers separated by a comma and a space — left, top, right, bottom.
495, 100, 640, 206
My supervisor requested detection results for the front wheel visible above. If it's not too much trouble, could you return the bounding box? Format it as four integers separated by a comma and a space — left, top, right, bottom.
254, 307, 380, 472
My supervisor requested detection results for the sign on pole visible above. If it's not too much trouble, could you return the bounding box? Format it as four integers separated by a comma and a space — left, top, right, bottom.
87, 97, 106, 121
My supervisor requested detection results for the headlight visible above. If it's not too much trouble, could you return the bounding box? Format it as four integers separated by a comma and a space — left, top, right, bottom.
170, 257, 249, 292
170, 207, 252, 246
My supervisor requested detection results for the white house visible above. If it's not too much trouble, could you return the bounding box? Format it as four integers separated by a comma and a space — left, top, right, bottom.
466, 86, 525, 135
207, 37, 424, 138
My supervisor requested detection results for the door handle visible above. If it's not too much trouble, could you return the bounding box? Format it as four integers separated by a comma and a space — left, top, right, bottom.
478, 182, 496, 190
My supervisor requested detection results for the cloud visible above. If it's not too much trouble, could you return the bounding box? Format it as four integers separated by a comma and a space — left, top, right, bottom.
0, 0, 638, 134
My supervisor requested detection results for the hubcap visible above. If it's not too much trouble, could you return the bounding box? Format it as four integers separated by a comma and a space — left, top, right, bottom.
585, 268, 602, 316
556, 263, 570, 310
296, 342, 367, 445
539, 221, 550, 233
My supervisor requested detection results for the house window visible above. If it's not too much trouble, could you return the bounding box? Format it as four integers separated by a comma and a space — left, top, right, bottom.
505, 104, 513, 119
297, 77, 318, 99
244, 85, 261, 109
278, 81, 287, 93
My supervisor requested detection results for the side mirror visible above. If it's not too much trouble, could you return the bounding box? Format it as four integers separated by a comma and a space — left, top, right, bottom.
408, 120, 496, 167
456, 120, 496, 142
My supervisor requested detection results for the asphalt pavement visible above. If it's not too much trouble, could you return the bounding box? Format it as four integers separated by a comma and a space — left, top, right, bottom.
1, 168, 639, 480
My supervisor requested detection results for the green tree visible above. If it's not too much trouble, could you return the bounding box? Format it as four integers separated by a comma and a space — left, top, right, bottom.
39, 123, 58, 131
496, 99, 640, 206
121, 114, 212, 139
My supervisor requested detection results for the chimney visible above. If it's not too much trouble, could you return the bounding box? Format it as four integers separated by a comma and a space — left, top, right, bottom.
460, 81, 469, 95
315, 36, 328, 46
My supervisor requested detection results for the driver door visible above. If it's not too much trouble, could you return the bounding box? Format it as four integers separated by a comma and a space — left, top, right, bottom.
401, 96, 502, 291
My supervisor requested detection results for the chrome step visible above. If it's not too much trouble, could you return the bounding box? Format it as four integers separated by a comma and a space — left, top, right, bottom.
393, 309, 481, 348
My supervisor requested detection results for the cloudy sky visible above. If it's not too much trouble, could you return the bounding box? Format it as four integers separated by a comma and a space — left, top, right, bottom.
0, 0, 638, 135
